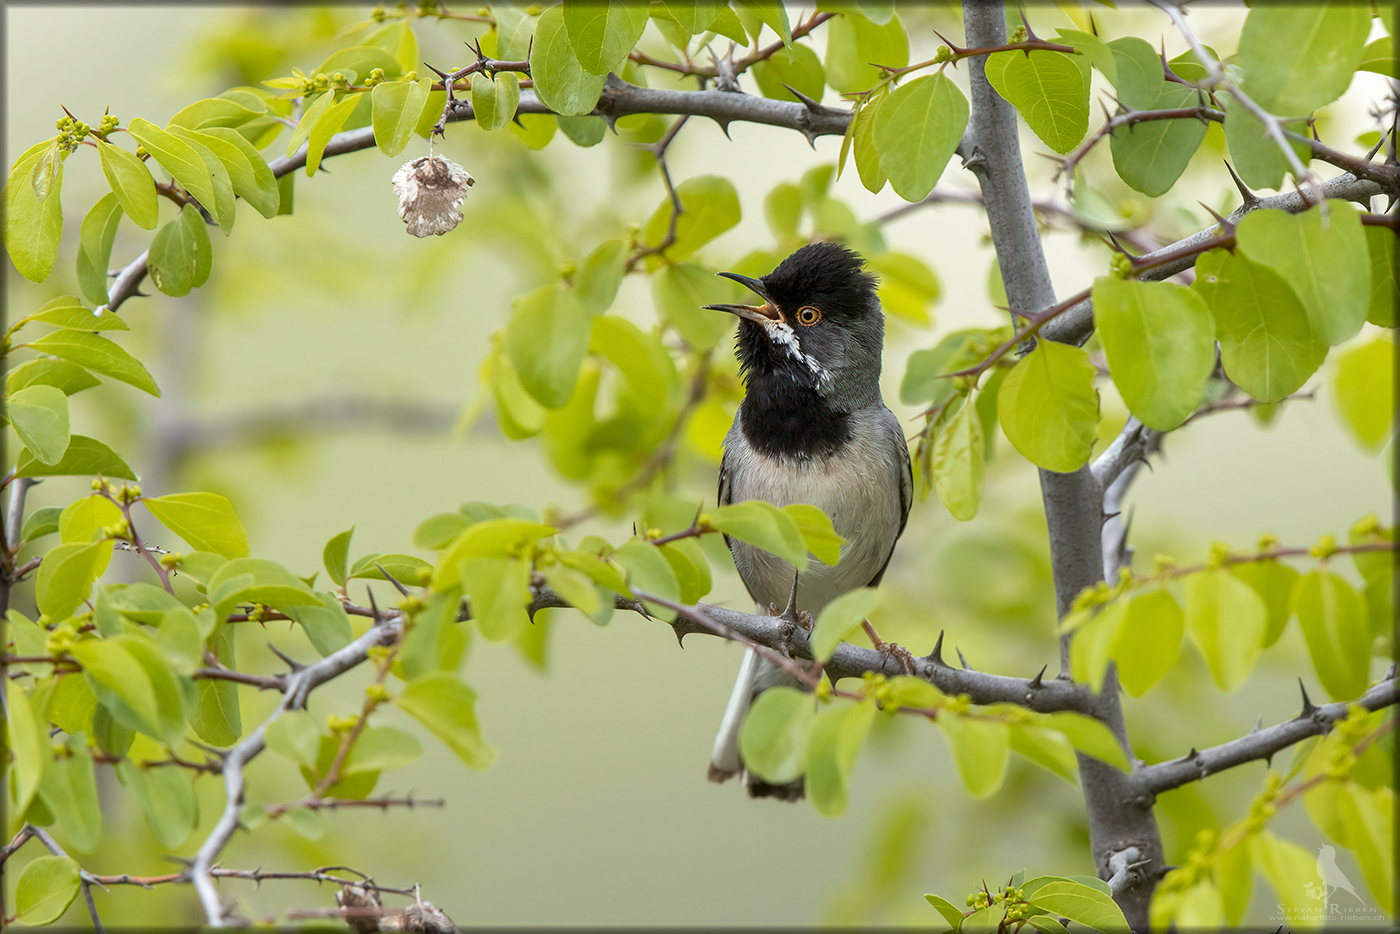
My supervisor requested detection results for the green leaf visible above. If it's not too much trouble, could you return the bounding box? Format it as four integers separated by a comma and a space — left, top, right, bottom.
658, 539, 710, 604
460, 556, 532, 641
1069, 600, 1127, 695
16, 295, 126, 332
1332, 335, 1395, 451
2, 139, 65, 282
155, 607, 203, 674
369, 79, 431, 156
1293, 568, 1370, 700
925, 893, 967, 930
556, 114, 607, 146
118, 633, 189, 745
734, 1, 790, 45
35, 541, 108, 620
6, 680, 47, 819
36, 740, 102, 853
650, 262, 736, 350
287, 593, 354, 657
127, 116, 219, 217
751, 42, 825, 103
1249, 831, 1322, 924
16, 435, 136, 481
642, 174, 742, 267
872, 74, 969, 202
1236, 201, 1370, 346
806, 699, 876, 816
1340, 782, 1393, 911
1222, 98, 1310, 191
541, 563, 601, 615
305, 91, 363, 176
932, 395, 983, 521
576, 239, 627, 314
345, 725, 423, 774
265, 711, 321, 769
395, 671, 496, 769
76, 194, 125, 304
900, 328, 996, 407
142, 492, 249, 558
191, 622, 240, 746
508, 113, 557, 149
984, 50, 1088, 154
1231, 560, 1301, 647
1364, 224, 1397, 327
14, 855, 80, 926
199, 127, 281, 220
71, 638, 162, 737
1027, 879, 1130, 932
8, 385, 70, 465
1186, 568, 1267, 692
471, 72, 521, 132
764, 182, 803, 240
168, 97, 264, 130
22, 505, 64, 543
781, 503, 846, 567
940, 712, 1010, 797
116, 758, 196, 848
504, 284, 591, 408
998, 339, 1099, 472
1215, 836, 1253, 925
7, 359, 102, 397
165, 126, 236, 232
349, 552, 432, 586
611, 538, 680, 620
208, 557, 321, 621
824, 11, 906, 94
146, 202, 213, 298
811, 587, 879, 661
24, 329, 159, 397
1109, 88, 1207, 197
738, 685, 815, 785
531, 5, 608, 115
708, 500, 809, 568
1237, 2, 1370, 116
1110, 586, 1183, 697
323, 526, 354, 587
558, 548, 630, 595
1193, 249, 1327, 402
1007, 722, 1079, 784
434, 517, 556, 588
563, 0, 649, 75
1093, 277, 1214, 430
1359, 34, 1398, 77
866, 251, 939, 326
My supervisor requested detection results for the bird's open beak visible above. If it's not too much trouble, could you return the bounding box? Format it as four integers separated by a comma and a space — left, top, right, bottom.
704, 272, 785, 324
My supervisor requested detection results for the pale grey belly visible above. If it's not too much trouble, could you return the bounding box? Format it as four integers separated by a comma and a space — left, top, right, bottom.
725, 435, 903, 613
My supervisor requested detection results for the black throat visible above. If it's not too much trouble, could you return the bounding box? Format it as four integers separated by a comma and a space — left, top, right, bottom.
738, 377, 851, 460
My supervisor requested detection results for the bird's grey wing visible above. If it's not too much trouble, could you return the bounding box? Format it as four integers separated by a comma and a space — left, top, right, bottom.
717, 436, 736, 558
867, 407, 913, 587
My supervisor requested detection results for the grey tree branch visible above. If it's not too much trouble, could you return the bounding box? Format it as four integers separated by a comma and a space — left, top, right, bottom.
1040, 172, 1387, 347
962, 6, 1163, 928
1136, 675, 1400, 796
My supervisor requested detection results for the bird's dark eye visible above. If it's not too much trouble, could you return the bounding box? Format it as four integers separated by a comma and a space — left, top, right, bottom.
796, 305, 821, 326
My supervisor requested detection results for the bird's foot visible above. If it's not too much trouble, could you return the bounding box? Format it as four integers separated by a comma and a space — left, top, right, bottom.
797, 609, 813, 631
880, 642, 916, 675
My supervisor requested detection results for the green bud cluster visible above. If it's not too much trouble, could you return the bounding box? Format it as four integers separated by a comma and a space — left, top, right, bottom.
329, 71, 350, 89
365, 683, 391, 703
365, 67, 387, 87
56, 114, 91, 154
328, 714, 358, 733
371, 4, 387, 21
1009, 25, 1028, 43
1109, 252, 1135, 279
1308, 533, 1337, 559
404, 70, 419, 82
965, 890, 992, 910
933, 45, 954, 64
1205, 540, 1232, 569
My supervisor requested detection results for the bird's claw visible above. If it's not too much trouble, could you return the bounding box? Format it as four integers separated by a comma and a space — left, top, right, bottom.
879, 641, 916, 675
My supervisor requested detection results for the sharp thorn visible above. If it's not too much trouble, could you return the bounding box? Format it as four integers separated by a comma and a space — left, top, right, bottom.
1222, 160, 1259, 206
374, 562, 411, 597
366, 587, 381, 623
1253, 714, 1263, 733
781, 83, 824, 112
1196, 200, 1231, 229
956, 647, 971, 670
928, 630, 946, 665
1029, 664, 1047, 689
710, 116, 732, 139
672, 623, 687, 649
1185, 747, 1199, 760
780, 570, 800, 626
1297, 679, 1318, 718
265, 641, 304, 672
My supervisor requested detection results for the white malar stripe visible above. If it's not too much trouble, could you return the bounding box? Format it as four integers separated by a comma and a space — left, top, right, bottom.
764, 320, 829, 385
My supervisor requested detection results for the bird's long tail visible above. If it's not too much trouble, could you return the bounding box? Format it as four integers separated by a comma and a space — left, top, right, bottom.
709, 648, 806, 800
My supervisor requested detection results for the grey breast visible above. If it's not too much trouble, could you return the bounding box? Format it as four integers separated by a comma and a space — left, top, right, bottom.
723, 403, 906, 613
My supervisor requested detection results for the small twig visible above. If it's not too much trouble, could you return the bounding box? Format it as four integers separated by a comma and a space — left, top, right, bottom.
263, 794, 446, 819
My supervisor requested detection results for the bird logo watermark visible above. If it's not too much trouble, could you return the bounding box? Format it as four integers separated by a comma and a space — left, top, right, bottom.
1270, 845, 1386, 924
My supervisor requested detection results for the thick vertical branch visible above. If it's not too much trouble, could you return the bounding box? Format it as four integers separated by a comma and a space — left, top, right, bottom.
961, 6, 1164, 928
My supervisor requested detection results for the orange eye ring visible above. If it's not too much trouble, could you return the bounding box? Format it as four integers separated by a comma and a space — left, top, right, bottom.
796, 305, 821, 326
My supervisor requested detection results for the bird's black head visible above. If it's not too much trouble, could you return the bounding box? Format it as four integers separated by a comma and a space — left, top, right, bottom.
705, 242, 884, 408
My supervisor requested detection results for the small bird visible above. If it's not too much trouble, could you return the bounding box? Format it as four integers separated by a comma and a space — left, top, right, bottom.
703, 242, 912, 799
1315, 844, 1362, 904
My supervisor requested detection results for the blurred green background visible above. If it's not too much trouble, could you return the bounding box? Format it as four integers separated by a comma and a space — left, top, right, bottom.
5, 3, 1392, 926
